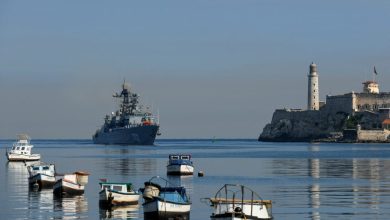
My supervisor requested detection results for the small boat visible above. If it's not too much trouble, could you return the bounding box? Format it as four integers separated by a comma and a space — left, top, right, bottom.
140, 176, 191, 219
167, 154, 194, 175
204, 184, 273, 220
6, 134, 40, 161
27, 163, 56, 189
99, 180, 140, 207
53, 171, 89, 196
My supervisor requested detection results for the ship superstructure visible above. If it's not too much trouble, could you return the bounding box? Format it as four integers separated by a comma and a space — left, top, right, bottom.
93, 81, 159, 145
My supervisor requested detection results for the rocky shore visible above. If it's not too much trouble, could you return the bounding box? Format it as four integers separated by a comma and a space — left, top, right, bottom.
258, 109, 347, 142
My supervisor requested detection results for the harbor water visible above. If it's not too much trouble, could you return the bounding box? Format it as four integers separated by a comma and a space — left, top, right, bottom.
1, 139, 390, 219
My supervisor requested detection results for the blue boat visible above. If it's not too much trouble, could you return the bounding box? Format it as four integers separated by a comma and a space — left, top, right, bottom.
140, 176, 191, 220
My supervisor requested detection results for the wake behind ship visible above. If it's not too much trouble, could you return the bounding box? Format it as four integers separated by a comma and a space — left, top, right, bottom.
93, 81, 160, 145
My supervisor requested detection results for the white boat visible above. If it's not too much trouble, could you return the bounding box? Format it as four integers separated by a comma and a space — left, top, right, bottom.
53, 171, 89, 196
167, 154, 194, 175
140, 176, 191, 219
27, 163, 56, 189
204, 184, 273, 220
99, 180, 140, 207
6, 134, 40, 161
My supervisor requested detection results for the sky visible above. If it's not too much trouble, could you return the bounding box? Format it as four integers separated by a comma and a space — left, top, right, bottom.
0, 0, 390, 139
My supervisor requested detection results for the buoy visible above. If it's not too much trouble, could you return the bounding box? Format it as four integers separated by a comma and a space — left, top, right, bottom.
198, 171, 204, 177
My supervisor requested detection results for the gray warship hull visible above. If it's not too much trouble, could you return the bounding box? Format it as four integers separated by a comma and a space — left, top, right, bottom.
93, 125, 159, 145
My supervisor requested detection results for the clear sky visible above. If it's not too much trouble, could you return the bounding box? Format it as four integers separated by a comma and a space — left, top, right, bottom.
0, 1, 389, 139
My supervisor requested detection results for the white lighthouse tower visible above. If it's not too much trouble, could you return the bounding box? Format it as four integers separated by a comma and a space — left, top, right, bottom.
308, 62, 319, 110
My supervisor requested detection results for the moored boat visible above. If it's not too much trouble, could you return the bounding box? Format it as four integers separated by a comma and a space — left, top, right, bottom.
6, 134, 40, 161
140, 176, 191, 220
27, 163, 56, 189
204, 184, 273, 220
99, 180, 140, 207
167, 154, 194, 175
53, 171, 89, 196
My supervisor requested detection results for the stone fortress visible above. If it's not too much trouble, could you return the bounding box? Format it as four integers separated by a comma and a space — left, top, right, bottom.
259, 63, 390, 142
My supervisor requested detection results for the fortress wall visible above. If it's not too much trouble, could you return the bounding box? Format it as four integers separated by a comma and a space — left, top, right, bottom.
356, 93, 390, 111
325, 93, 354, 114
272, 109, 321, 124
357, 129, 390, 142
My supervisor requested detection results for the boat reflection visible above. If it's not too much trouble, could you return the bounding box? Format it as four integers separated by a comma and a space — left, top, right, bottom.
6, 161, 38, 192
7, 161, 39, 175
53, 195, 88, 218
27, 189, 54, 218
28, 188, 54, 203
99, 204, 139, 219
167, 175, 193, 195
144, 212, 190, 220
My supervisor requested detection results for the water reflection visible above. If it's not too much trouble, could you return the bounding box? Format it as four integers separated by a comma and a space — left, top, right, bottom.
101, 148, 156, 176
144, 212, 190, 220
53, 195, 88, 219
6, 161, 34, 197
4, 140, 390, 219
167, 175, 194, 195
99, 205, 139, 219
6, 161, 37, 180
27, 189, 54, 219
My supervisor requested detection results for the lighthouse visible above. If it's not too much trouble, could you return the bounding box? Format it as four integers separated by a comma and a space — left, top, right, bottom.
308, 62, 319, 110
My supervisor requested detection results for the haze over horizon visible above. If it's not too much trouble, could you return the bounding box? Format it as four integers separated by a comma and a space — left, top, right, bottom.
1, 1, 390, 139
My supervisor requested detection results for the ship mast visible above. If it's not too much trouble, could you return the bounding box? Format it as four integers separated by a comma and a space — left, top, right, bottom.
113, 80, 139, 116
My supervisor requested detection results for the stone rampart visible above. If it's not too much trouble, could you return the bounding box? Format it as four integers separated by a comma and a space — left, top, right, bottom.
259, 108, 347, 142
271, 109, 320, 124
324, 93, 355, 114
356, 93, 390, 111
357, 129, 390, 142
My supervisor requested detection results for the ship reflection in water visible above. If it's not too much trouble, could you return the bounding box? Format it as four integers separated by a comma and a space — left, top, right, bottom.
100, 148, 157, 176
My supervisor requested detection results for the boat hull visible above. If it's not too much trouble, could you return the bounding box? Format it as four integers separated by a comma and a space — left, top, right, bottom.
6, 153, 40, 161
143, 198, 191, 216
28, 173, 56, 189
99, 189, 140, 207
211, 202, 272, 220
167, 164, 194, 175
53, 179, 85, 196
211, 213, 273, 220
93, 125, 159, 145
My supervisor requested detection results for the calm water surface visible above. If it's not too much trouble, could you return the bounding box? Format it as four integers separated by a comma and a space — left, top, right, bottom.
1, 139, 390, 219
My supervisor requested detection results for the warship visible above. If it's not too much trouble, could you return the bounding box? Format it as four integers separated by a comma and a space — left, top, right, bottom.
93, 81, 160, 145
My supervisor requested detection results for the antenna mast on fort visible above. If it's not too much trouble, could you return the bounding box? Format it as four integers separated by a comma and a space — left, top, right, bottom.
372, 66, 378, 82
